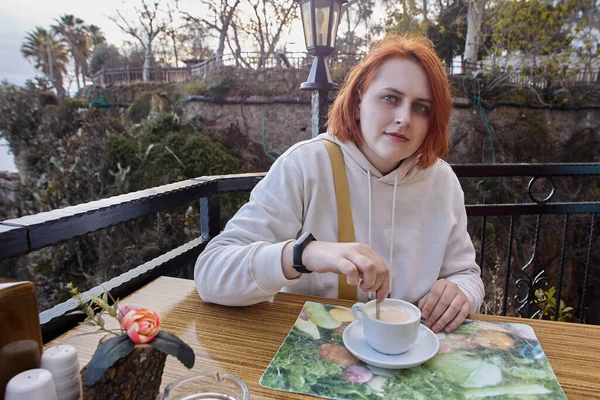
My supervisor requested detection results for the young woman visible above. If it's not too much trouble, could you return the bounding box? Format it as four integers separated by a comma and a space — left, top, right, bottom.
195, 34, 484, 334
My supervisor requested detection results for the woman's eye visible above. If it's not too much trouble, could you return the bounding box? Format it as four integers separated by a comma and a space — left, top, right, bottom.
382, 95, 396, 102
414, 103, 428, 113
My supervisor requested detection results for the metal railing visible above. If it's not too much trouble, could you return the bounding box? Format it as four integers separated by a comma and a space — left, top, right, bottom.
89, 52, 363, 85
189, 51, 361, 79
447, 59, 600, 88
89, 54, 600, 89
0, 165, 598, 342
90, 66, 192, 86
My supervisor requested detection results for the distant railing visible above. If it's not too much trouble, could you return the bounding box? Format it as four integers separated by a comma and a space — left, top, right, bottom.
91, 55, 600, 89
446, 59, 600, 88
90, 66, 192, 86
189, 51, 362, 78
89, 52, 363, 86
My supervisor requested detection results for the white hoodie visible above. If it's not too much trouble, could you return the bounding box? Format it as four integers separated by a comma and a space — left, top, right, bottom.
194, 132, 484, 312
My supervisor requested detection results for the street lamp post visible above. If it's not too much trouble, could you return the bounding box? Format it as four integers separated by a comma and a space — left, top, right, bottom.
295, 0, 346, 138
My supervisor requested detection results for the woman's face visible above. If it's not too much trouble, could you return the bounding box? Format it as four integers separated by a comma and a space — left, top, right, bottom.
358, 57, 432, 175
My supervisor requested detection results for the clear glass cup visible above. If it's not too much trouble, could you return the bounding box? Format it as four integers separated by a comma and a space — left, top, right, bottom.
161, 372, 250, 400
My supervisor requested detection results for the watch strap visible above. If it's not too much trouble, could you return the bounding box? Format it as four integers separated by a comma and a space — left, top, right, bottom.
293, 232, 315, 273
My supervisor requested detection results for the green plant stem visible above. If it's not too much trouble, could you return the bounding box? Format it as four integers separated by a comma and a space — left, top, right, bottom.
71, 329, 123, 338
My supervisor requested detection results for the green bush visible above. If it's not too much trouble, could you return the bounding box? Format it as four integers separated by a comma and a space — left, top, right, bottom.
181, 80, 208, 97
0, 80, 44, 154
126, 91, 154, 123
38, 91, 59, 106
106, 113, 243, 189
207, 75, 233, 100
2, 102, 247, 310
106, 134, 142, 176
57, 98, 87, 118
54, 99, 88, 132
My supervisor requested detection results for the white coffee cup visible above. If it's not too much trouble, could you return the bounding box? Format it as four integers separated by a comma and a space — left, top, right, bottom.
351, 299, 421, 355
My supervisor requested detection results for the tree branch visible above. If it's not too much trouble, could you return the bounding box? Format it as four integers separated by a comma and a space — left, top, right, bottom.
109, 10, 145, 47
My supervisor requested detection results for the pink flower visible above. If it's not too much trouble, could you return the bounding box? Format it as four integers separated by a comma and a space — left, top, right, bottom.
120, 307, 161, 344
118, 305, 140, 321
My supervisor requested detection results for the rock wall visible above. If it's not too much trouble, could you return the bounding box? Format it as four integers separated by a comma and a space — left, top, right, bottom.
181, 98, 600, 164
447, 104, 600, 163
204, 66, 314, 99
181, 99, 314, 156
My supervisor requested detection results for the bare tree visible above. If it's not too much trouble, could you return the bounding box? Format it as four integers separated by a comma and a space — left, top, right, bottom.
234, 0, 296, 67
165, 4, 180, 67
337, 0, 376, 54
179, 0, 242, 59
227, 17, 252, 67
178, 22, 214, 61
463, 0, 487, 73
154, 10, 213, 66
109, 1, 166, 81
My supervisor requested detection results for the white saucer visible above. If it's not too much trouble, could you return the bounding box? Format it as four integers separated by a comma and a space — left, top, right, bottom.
342, 321, 439, 369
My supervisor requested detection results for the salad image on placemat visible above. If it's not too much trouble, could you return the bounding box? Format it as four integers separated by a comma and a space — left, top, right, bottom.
259, 301, 566, 400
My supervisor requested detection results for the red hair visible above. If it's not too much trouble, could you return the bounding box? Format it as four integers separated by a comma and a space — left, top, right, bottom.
328, 33, 452, 169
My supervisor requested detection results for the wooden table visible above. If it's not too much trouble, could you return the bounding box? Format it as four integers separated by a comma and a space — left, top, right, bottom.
46, 276, 600, 399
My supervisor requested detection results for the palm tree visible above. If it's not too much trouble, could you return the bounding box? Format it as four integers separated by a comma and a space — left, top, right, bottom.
88, 25, 107, 49
74, 31, 93, 87
21, 27, 68, 97
52, 15, 93, 91
83, 24, 107, 81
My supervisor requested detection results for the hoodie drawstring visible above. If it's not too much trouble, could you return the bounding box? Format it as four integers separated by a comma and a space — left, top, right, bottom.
388, 172, 398, 296
367, 170, 372, 301
367, 170, 372, 246
367, 170, 398, 300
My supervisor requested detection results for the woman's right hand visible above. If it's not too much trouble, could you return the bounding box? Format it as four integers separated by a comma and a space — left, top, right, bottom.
299, 241, 390, 301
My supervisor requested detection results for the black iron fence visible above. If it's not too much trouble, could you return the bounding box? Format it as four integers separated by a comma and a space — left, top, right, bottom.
0, 165, 598, 343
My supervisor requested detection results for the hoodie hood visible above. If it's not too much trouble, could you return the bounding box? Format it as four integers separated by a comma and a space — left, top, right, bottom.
320, 132, 423, 186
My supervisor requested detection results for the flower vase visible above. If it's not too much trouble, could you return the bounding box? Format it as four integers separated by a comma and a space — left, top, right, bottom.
80, 336, 167, 400
64, 292, 195, 400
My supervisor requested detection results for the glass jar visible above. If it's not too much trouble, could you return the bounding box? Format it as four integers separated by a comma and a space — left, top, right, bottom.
161, 372, 250, 400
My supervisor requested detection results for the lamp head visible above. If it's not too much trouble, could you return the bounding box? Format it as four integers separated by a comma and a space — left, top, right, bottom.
295, 0, 347, 56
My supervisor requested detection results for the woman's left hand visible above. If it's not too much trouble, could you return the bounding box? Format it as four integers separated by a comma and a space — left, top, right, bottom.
418, 279, 471, 333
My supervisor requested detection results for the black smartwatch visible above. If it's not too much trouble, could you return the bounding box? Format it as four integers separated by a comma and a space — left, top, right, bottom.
292, 232, 316, 273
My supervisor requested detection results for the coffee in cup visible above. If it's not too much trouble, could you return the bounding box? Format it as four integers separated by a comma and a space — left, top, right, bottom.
366, 306, 413, 323
351, 299, 421, 355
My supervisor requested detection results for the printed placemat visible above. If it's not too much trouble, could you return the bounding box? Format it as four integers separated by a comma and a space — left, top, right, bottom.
259, 301, 566, 399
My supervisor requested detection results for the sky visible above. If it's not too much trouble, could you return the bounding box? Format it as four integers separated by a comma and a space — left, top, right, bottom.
0, 0, 135, 172
0, 0, 307, 172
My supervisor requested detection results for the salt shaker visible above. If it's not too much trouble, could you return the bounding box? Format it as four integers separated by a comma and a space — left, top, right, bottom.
5, 368, 58, 400
41, 345, 80, 400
